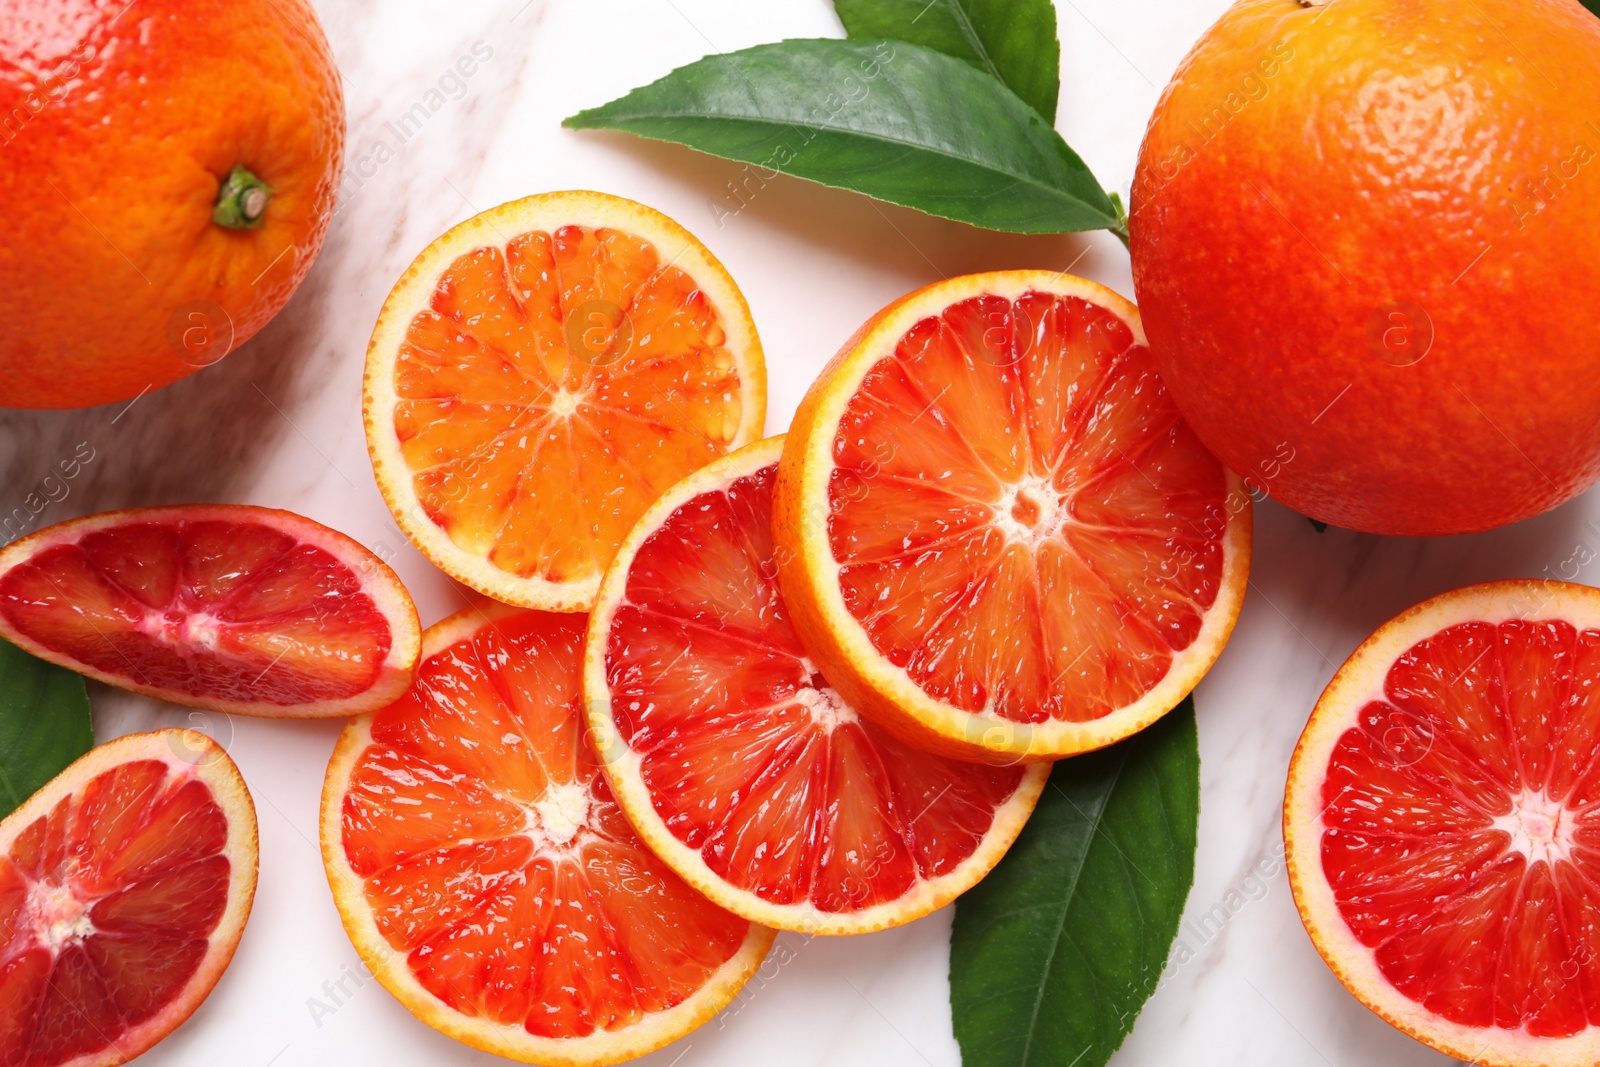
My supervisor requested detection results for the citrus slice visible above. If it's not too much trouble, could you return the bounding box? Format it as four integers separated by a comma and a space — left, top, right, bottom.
0, 728, 258, 1066
364, 190, 767, 611
586, 436, 1048, 934
774, 271, 1250, 762
1286, 580, 1600, 1067
321, 603, 774, 1065
0, 506, 420, 718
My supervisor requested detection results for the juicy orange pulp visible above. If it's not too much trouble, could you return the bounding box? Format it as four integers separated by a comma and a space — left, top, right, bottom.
0, 761, 231, 1064
604, 460, 1030, 912
829, 291, 1228, 723
1321, 618, 1600, 1038
338, 609, 751, 1038
394, 224, 745, 587
0, 519, 393, 705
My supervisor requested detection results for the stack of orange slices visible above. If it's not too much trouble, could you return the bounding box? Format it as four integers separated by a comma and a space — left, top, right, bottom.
315, 191, 1251, 1063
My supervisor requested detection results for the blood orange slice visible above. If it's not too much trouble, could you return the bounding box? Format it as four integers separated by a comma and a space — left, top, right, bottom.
1286, 580, 1600, 1066
321, 603, 773, 1065
0, 728, 258, 1066
586, 437, 1048, 934
0, 506, 420, 718
774, 271, 1250, 763
364, 190, 766, 611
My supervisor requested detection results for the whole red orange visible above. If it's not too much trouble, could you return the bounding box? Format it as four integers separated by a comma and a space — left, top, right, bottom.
1130, 0, 1600, 535
0, 0, 343, 409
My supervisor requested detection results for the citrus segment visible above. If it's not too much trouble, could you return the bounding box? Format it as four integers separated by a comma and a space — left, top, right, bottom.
321, 604, 773, 1065
586, 438, 1047, 933
775, 272, 1249, 762
0, 729, 258, 1066
1286, 581, 1600, 1066
365, 191, 766, 611
0, 506, 420, 718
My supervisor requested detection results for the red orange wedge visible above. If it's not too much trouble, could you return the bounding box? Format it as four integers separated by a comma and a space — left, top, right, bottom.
321, 604, 773, 1066
364, 190, 766, 612
0, 506, 420, 718
1287, 580, 1600, 1066
0, 729, 258, 1066
775, 271, 1249, 762
585, 437, 1048, 934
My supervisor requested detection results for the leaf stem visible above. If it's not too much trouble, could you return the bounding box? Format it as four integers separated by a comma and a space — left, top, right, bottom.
1108, 191, 1130, 249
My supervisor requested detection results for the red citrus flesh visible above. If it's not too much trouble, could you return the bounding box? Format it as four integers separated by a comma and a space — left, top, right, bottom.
827, 289, 1232, 721
1322, 617, 1600, 1036
325, 606, 769, 1060
0, 507, 419, 717
0, 731, 256, 1067
589, 440, 1046, 931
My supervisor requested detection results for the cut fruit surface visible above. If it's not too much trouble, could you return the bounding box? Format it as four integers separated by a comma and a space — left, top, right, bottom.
0, 729, 258, 1067
364, 190, 767, 611
0, 506, 421, 718
1286, 580, 1600, 1067
586, 437, 1048, 934
321, 603, 773, 1065
774, 271, 1249, 762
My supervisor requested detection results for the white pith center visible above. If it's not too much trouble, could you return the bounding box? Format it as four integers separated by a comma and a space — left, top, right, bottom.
526, 782, 590, 849
548, 388, 583, 417
138, 611, 222, 650
992, 475, 1066, 548
1493, 789, 1576, 869
31, 880, 92, 950
797, 658, 857, 732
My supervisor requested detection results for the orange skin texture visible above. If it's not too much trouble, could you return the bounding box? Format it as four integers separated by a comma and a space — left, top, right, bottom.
0, 0, 344, 409
1129, 0, 1600, 536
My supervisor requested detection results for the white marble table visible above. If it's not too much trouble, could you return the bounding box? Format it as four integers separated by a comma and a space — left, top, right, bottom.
0, 0, 1562, 1063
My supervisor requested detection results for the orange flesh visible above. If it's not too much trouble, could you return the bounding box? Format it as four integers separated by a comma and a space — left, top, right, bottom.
339, 610, 750, 1038
0, 519, 393, 705
605, 462, 1029, 912
1321, 619, 1600, 1038
0, 761, 231, 1066
392, 225, 746, 585
828, 292, 1229, 723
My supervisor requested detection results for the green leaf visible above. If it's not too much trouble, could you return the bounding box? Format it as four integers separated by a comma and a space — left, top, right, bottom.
564, 39, 1121, 236
834, 0, 1060, 123
950, 700, 1200, 1067
1585, 0, 1599, 17
0, 638, 93, 820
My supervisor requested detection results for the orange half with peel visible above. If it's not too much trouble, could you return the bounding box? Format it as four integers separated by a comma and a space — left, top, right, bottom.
321, 603, 772, 1066
775, 271, 1249, 763
0, 506, 420, 718
1287, 580, 1600, 1066
0, 729, 257, 1066
364, 190, 766, 611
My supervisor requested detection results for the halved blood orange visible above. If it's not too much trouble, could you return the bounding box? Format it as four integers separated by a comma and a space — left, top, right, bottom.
321, 603, 773, 1065
774, 271, 1250, 763
1286, 580, 1600, 1066
364, 190, 767, 612
0, 729, 258, 1066
0, 506, 420, 718
586, 437, 1048, 934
